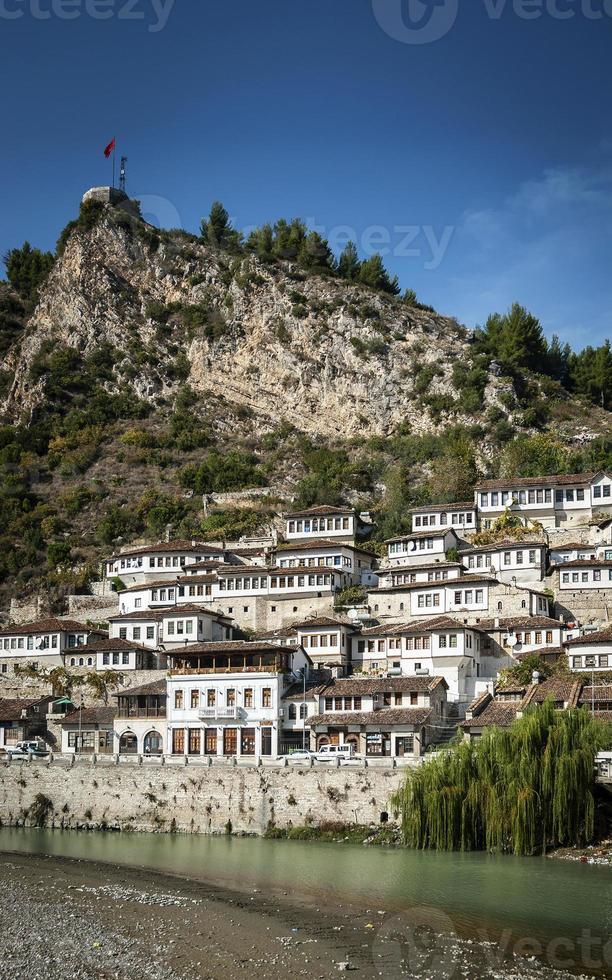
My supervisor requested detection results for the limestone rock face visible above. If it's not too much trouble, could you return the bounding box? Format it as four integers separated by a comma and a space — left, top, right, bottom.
2, 206, 488, 439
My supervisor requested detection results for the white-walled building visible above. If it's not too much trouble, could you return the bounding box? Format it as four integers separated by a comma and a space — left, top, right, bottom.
461, 541, 546, 584
275, 540, 377, 587
0, 618, 105, 669
105, 540, 228, 586
555, 560, 612, 591
565, 627, 612, 672
377, 562, 463, 589
474, 471, 612, 530
109, 605, 233, 650
549, 542, 598, 565
369, 574, 492, 621
409, 502, 477, 533
385, 529, 459, 567
352, 616, 485, 705
166, 641, 311, 758
63, 637, 158, 672
283, 505, 358, 543
477, 615, 568, 664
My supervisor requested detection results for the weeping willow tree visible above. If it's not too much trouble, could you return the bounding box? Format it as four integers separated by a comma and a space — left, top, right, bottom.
391, 702, 611, 856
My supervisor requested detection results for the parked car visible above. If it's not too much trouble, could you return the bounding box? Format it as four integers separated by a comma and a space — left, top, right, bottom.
4, 741, 49, 759
281, 748, 317, 762
316, 744, 356, 762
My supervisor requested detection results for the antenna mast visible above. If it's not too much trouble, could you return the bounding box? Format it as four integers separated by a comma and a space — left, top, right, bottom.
119, 156, 127, 194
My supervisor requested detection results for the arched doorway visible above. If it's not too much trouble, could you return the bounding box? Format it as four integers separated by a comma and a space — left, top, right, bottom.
144, 731, 163, 755
316, 734, 330, 749
345, 734, 359, 752
119, 732, 138, 754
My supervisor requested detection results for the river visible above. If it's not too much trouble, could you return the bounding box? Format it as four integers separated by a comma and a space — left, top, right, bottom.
0, 827, 610, 978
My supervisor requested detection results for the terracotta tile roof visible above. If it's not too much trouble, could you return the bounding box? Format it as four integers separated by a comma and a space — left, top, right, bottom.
118, 580, 180, 593
522, 677, 582, 707
461, 700, 518, 729
360, 615, 485, 636
319, 676, 447, 696
550, 542, 597, 551
553, 559, 612, 569
475, 472, 599, 491
283, 680, 331, 699
292, 616, 356, 630
108, 540, 224, 560
187, 560, 228, 571
214, 565, 266, 575
113, 679, 167, 698
0, 697, 51, 721
378, 561, 463, 574
61, 637, 152, 653
61, 706, 115, 726
565, 626, 612, 646
176, 574, 216, 584
385, 528, 457, 543
515, 647, 566, 662
460, 539, 545, 554
253, 626, 299, 640
170, 641, 302, 656
478, 616, 563, 630
267, 565, 344, 576
408, 501, 475, 514
0, 618, 101, 637
309, 708, 432, 727
371, 574, 496, 594
285, 505, 354, 518
578, 685, 612, 704
277, 539, 375, 556
109, 610, 165, 622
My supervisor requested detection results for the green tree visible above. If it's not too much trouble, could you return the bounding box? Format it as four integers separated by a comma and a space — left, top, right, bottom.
358, 254, 400, 295
475, 303, 547, 373
571, 340, 612, 410
272, 218, 307, 261
4, 242, 54, 304
499, 434, 568, 478
246, 223, 275, 262
428, 429, 478, 503
84, 670, 124, 704
297, 232, 335, 275
338, 242, 361, 280
200, 201, 242, 252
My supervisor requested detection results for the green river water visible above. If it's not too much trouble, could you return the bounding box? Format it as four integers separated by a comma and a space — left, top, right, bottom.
1, 827, 610, 977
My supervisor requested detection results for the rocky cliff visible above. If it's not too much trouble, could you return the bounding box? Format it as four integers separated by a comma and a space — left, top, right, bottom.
3, 203, 498, 439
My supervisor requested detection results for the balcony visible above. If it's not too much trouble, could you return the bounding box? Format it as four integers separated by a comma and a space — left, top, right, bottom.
198, 705, 240, 720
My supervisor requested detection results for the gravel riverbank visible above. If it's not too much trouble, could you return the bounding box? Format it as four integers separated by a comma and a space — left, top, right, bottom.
0, 850, 601, 980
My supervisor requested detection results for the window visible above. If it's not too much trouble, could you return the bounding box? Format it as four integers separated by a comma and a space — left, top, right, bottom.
188, 729, 201, 755
244, 688, 253, 708
227, 689, 236, 707
593, 485, 602, 498
122, 652, 129, 665
207, 690, 215, 707
174, 690, 184, 709
190, 690, 199, 709
288, 702, 297, 720
546, 631, 553, 643
133, 627, 141, 640
103, 652, 110, 665
135, 598, 142, 609
223, 729, 238, 755
172, 729, 185, 754
262, 688, 272, 708
119, 628, 127, 640
146, 626, 154, 640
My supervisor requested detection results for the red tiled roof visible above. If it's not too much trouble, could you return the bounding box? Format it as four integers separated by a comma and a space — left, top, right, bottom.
0, 618, 102, 637
277, 539, 375, 556
309, 708, 432, 727
108, 540, 224, 560
318, 676, 447, 695
461, 700, 518, 729
0, 697, 51, 721
61, 637, 152, 653
565, 626, 612, 646
285, 505, 354, 518
409, 502, 475, 514
478, 616, 563, 630
114, 680, 167, 698
385, 528, 458, 543
475, 471, 598, 491
61, 706, 115, 726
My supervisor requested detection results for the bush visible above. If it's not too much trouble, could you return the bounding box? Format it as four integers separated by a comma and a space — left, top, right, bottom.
178, 451, 266, 494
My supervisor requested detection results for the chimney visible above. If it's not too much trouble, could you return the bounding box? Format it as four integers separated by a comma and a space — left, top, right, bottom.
165, 524, 172, 543
532, 670, 542, 685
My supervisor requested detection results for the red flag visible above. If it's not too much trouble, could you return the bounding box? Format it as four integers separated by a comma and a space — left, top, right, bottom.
103, 138, 116, 158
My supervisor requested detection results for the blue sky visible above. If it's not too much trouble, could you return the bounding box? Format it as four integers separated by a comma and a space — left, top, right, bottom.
1, 0, 611, 348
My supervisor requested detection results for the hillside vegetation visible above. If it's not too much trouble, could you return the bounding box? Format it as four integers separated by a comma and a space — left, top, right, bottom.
1, 198, 612, 609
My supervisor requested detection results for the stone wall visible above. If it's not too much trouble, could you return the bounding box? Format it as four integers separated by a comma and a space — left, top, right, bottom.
0, 667, 166, 702
0, 757, 406, 835
67, 594, 119, 622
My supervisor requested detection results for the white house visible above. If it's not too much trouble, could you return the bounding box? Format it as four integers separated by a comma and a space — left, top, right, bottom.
275, 540, 378, 587
352, 616, 485, 705
0, 618, 105, 669
166, 641, 311, 758
565, 627, 612, 672
283, 505, 357, 542
549, 542, 598, 565
112, 679, 167, 756
369, 574, 492, 621
109, 605, 233, 650
477, 616, 568, 668
377, 562, 463, 589
556, 560, 612, 591
474, 471, 612, 530
63, 637, 159, 671
385, 529, 460, 567
409, 502, 477, 533
461, 541, 546, 584
105, 540, 227, 586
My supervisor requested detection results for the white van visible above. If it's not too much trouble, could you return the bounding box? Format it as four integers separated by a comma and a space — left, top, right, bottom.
316, 744, 356, 762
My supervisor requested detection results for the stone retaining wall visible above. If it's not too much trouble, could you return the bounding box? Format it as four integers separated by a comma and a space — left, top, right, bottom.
0, 757, 406, 836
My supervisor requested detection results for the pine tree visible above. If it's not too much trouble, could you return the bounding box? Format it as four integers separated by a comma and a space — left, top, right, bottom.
358, 253, 400, 294
200, 201, 242, 252
4, 241, 54, 304
273, 218, 306, 260
338, 241, 361, 280
297, 232, 335, 274
246, 223, 275, 262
